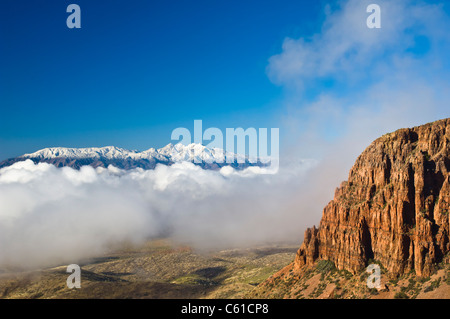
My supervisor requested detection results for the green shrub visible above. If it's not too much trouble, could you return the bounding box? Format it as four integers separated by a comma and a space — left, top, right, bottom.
394, 291, 409, 299
389, 277, 399, 286
360, 272, 370, 282
418, 276, 430, 284
316, 260, 336, 274
424, 278, 441, 292
369, 288, 379, 295
339, 269, 353, 280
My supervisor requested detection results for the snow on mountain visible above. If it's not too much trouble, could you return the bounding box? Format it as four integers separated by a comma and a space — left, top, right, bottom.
23, 145, 166, 161
0, 143, 265, 170
22, 143, 236, 163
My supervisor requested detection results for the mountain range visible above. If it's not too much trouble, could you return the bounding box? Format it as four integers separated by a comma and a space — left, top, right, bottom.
0, 143, 264, 170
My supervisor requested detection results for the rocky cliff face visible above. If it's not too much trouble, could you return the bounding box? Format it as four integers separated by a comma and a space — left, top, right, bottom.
295, 119, 450, 277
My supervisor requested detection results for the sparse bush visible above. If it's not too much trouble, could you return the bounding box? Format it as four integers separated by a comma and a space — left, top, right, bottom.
407, 278, 416, 290
424, 278, 441, 292
394, 291, 409, 299
339, 269, 353, 280
316, 260, 336, 274
389, 277, 399, 286
360, 271, 369, 282
368, 288, 379, 295
418, 276, 430, 284
313, 282, 327, 297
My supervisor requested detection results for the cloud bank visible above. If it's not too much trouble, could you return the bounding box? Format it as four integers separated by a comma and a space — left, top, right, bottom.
0, 159, 315, 270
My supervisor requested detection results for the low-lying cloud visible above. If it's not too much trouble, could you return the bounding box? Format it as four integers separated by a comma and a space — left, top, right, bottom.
0, 159, 316, 270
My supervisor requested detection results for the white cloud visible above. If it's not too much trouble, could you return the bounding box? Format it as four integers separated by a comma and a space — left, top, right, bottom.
268, 0, 450, 90
272, 0, 450, 162
0, 159, 316, 270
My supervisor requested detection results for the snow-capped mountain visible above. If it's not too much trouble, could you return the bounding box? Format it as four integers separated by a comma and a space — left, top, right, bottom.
0, 143, 265, 170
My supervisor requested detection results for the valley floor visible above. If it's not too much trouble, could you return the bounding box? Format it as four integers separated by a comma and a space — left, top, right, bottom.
0, 239, 298, 299
1, 239, 448, 299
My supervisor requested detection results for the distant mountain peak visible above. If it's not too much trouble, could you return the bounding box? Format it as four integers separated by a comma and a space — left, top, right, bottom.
0, 143, 265, 171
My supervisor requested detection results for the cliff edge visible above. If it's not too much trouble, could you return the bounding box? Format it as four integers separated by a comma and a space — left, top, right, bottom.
296, 119, 450, 278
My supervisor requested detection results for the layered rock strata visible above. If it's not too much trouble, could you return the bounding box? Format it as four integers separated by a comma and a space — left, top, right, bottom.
295, 119, 450, 277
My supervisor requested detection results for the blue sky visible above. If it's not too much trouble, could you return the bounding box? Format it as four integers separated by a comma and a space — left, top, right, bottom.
1, 0, 450, 161
0, 0, 327, 160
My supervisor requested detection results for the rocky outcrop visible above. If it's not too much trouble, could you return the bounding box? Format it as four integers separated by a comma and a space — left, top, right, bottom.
295, 119, 450, 277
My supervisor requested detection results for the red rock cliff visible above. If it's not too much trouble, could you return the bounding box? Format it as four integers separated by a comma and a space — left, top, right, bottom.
295, 119, 450, 277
